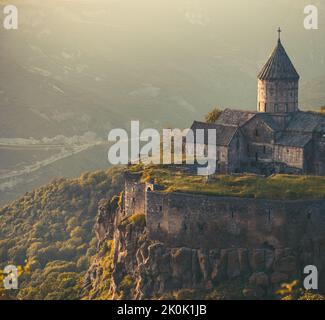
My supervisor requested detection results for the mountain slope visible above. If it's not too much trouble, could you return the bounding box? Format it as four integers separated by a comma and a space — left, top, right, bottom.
0, 166, 125, 299
1, 164, 325, 299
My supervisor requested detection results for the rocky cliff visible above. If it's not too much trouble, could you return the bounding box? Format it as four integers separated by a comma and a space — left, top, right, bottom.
82, 191, 325, 300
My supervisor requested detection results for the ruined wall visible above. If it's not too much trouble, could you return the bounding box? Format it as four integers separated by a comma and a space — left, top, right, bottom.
86, 181, 325, 299
124, 174, 146, 217
146, 192, 325, 250
122, 188, 325, 296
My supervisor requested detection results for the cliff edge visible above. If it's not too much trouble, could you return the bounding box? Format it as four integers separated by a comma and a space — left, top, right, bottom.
82, 169, 325, 300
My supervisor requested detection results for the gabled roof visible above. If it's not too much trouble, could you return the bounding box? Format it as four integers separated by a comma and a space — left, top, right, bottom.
190, 121, 238, 146
286, 111, 325, 133
258, 40, 300, 81
247, 113, 281, 132
215, 108, 256, 127
276, 132, 312, 148
211, 109, 325, 134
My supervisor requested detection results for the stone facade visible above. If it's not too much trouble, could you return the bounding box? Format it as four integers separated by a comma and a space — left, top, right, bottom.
257, 78, 299, 113
85, 33, 325, 300
124, 172, 146, 217
257, 37, 299, 113
123, 175, 325, 252
103, 175, 325, 297
189, 36, 325, 176
146, 191, 325, 250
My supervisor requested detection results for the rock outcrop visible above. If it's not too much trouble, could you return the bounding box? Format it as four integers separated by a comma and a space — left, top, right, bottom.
83, 192, 325, 300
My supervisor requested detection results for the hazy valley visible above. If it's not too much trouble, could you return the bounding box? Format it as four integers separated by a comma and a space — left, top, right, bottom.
1, 0, 325, 205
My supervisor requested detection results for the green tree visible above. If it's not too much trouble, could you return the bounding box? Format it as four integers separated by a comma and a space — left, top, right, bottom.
205, 107, 222, 123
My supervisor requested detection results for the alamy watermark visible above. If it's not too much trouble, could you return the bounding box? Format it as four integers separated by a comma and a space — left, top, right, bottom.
2, 4, 18, 30
0, 4, 320, 31
1, 263, 319, 292
303, 265, 318, 290
304, 5, 318, 30
2, 265, 18, 290
107, 121, 217, 176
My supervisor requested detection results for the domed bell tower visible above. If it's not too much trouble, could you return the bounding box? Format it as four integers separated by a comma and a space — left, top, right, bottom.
257, 28, 300, 113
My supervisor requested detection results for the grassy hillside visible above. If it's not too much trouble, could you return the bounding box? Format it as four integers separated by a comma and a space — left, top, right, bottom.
0, 166, 125, 300
139, 165, 325, 200
1, 163, 324, 300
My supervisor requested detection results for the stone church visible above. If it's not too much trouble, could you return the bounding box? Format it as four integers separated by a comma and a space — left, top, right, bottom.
190, 31, 325, 175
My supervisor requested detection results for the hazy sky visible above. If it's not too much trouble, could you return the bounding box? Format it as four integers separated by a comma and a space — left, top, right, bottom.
1, 0, 324, 133
4, 0, 322, 73
1, 0, 324, 206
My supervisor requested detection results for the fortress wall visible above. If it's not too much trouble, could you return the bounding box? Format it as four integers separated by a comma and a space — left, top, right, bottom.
142, 187, 325, 291
124, 178, 145, 217
146, 191, 325, 250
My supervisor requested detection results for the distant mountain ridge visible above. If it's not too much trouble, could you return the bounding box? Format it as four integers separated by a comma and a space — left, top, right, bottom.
1, 0, 325, 139
1, 0, 325, 205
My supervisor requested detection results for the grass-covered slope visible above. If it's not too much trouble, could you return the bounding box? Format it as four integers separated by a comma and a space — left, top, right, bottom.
0, 163, 324, 300
0, 166, 125, 300
139, 165, 325, 200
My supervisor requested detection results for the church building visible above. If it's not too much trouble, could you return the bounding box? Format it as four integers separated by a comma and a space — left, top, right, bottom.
190, 29, 325, 175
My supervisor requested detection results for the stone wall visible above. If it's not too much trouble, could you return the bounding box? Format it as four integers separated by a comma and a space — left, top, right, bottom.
241, 117, 276, 166
124, 173, 146, 217
314, 139, 325, 175
227, 131, 246, 173
257, 79, 299, 113
274, 145, 305, 169
144, 190, 325, 292
146, 192, 325, 250
91, 178, 325, 298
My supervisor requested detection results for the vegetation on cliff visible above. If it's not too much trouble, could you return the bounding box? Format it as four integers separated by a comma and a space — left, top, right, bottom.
1, 163, 325, 300
0, 166, 125, 300
84, 213, 145, 300
139, 165, 325, 200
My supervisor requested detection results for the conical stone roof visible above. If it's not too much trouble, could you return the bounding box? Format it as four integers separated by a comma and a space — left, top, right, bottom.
258, 39, 300, 81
